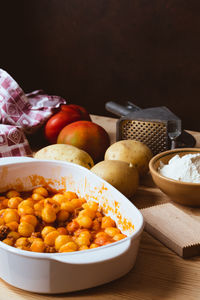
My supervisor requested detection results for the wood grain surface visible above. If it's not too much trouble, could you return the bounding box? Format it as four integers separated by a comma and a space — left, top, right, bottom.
1, 115, 200, 300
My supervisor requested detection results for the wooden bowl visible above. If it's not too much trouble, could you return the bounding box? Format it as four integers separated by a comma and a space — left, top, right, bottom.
149, 148, 200, 206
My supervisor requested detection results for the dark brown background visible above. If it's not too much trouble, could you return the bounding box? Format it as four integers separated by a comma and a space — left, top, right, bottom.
1, 0, 200, 130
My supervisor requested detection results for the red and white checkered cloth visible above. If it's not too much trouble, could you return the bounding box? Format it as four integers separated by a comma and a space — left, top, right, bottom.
0, 125, 32, 157
0, 69, 67, 158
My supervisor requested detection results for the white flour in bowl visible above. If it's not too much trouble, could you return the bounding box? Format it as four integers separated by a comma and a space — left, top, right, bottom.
159, 153, 200, 183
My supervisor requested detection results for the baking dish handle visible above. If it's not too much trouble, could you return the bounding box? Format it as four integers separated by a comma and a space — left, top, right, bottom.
51, 238, 131, 265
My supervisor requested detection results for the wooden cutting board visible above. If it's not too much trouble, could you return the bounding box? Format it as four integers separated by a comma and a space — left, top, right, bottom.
141, 203, 200, 258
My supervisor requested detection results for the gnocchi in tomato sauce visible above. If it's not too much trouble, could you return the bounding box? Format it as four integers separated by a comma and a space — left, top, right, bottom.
0, 187, 126, 253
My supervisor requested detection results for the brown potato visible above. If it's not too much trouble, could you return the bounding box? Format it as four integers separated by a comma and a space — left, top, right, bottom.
91, 160, 139, 198
104, 140, 153, 176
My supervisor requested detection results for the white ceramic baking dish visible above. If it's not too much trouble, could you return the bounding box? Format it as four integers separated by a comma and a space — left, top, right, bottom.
0, 158, 144, 294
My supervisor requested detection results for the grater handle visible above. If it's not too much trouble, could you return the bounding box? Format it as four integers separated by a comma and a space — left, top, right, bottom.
125, 101, 141, 111
105, 101, 140, 117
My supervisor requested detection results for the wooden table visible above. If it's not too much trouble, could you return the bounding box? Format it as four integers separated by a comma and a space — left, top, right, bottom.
1, 115, 200, 300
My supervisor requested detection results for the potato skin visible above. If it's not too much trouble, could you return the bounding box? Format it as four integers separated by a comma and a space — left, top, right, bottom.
91, 160, 139, 198
104, 140, 153, 176
34, 144, 94, 169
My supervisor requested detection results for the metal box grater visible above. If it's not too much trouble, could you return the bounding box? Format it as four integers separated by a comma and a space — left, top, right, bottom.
106, 101, 196, 155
